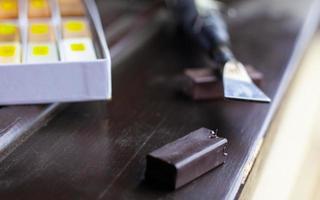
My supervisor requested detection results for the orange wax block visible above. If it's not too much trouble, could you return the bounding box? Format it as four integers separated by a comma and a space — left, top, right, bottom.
62, 19, 91, 38
28, 22, 55, 42
28, 0, 51, 18
0, 23, 19, 42
58, 0, 85, 17
0, 0, 19, 19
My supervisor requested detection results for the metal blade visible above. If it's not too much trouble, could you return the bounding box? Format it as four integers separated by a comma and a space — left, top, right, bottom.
223, 61, 271, 103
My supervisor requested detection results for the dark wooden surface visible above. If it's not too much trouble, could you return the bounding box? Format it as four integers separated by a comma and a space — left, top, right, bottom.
0, 0, 319, 199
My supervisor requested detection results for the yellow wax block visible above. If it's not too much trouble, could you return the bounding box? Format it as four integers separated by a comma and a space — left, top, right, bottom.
28, 23, 55, 42
58, 0, 85, 17
0, 42, 20, 64
28, 0, 51, 18
0, 0, 18, 19
0, 23, 19, 42
63, 19, 91, 38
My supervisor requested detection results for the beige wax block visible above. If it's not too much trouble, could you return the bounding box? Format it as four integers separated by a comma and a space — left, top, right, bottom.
28, 22, 55, 42
62, 19, 91, 39
28, 0, 51, 18
0, 23, 19, 42
0, 42, 21, 64
58, 0, 86, 17
0, 0, 18, 19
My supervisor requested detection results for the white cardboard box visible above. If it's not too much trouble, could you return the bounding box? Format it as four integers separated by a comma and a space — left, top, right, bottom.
0, 0, 112, 105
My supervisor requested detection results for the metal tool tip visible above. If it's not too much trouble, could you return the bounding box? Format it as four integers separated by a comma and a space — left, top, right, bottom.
223, 61, 271, 103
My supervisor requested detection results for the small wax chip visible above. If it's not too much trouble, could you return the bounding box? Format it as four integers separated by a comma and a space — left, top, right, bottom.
62, 19, 91, 38
0, 44, 15, 57
0, 0, 18, 19
70, 43, 85, 51
58, 0, 85, 17
0, 42, 21, 64
60, 38, 96, 61
31, 0, 46, 8
0, 23, 19, 42
66, 21, 85, 32
28, 23, 55, 42
0, 23, 16, 35
31, 24, 49, 35
33, 45, 49, 56
27, 43, 58, 63
28, 0, 51, 18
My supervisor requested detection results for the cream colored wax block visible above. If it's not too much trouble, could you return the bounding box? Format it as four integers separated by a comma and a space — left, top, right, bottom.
0, 42, 21, 64
60, 38, 96, 61
0, 0, 18, 19
26, 43, 58, 63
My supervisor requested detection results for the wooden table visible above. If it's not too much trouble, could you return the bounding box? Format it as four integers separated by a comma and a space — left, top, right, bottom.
240, 31, 320, 200
0, 0, 319, 199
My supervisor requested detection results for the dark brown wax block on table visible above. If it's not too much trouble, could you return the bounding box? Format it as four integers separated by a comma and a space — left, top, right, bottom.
181, 66, 263, 100
145, 128, 228, 189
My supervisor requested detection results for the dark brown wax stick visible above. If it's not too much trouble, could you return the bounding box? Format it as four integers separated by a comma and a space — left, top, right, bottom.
145, 128, 228, 189
180, 66, 263, 100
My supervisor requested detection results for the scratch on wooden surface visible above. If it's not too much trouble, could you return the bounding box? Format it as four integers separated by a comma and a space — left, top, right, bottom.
0, 118, 22, 137
0, 104, 64, 163
97, 118, 166, 200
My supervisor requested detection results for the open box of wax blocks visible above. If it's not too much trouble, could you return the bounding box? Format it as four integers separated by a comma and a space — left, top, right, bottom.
0, 0, 111, 105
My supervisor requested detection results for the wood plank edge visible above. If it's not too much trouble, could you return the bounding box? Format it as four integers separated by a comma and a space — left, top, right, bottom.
228, 0, 320, 199
0, 103, 66, 162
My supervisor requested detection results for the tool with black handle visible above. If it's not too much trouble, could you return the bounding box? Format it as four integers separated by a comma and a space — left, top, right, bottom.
168, 0, 271, 103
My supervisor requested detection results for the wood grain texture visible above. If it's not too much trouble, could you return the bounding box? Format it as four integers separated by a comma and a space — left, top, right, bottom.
0, 0, 319, 200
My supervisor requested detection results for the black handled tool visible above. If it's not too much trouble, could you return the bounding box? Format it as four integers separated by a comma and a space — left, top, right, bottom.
168, 0, 271, 103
